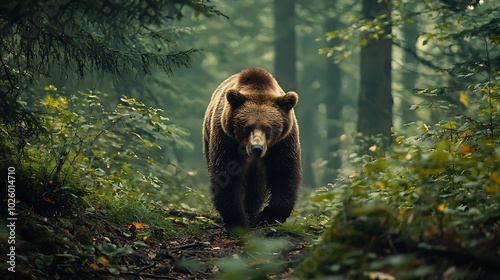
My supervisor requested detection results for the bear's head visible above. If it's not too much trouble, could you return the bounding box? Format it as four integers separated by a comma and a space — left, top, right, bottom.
222, 88, 298, 158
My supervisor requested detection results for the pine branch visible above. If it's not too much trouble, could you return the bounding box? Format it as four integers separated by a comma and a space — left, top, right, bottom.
0, 0, 222, 79
392, 40, 447, 72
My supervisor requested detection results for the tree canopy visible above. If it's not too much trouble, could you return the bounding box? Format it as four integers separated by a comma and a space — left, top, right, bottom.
0, 0, 222, 78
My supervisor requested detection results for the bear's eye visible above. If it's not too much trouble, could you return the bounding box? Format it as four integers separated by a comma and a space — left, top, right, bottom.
263, 126, 271, 137
244, 126, 252, 135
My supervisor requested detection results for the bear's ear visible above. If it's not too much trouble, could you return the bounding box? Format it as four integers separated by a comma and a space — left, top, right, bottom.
227, 89, 245, 108
277, 91, 298, 111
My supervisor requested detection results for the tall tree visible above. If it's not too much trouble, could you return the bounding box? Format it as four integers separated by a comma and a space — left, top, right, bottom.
274, 0, 296, 91
275, 0, 317, 186
400, 15, 419, 125
322, 15, 343, 182
357, 0, 393, 142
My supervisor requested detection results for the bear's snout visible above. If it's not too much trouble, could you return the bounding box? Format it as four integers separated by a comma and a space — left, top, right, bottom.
247, 129, 267, 158
251, 144, 264, 157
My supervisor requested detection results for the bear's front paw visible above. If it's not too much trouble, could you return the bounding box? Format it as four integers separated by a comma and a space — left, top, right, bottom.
255, 214, 283, 227
225, 222, 250, 235
256, 207, 291, 226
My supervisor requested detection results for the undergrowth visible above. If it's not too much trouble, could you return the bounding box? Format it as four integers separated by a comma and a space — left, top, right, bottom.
0, 84, 212, 277
288, 43, 500, 279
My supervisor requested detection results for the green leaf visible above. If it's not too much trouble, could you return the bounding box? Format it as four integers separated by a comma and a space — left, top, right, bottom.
422, 33, 435, 46
107, 267, 120, 275
98, 243, 118, 256
44, 84, 58, 91
409, 104, 419, 111
442, 121, 456, 129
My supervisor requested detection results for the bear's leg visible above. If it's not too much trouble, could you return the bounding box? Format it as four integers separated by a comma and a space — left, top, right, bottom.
208, 137, 251, 232
212, 180, 250, 231
256, 175, 298, 225
257, 140, 301, 225
244, 162, 267, 225
209, 153, 250, 230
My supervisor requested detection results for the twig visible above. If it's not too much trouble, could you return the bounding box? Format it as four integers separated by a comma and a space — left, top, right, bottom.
387, 237, 398, 254
121, 271, 180, 279
92, 269, 180, 280
170, 242, 204, 251
135, 263, 156, 273
393, 40, 447, 72
167, 209, 218, 220
0, 45, 14, 89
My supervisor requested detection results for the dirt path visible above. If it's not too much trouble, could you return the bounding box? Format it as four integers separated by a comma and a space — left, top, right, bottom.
1, 204, 311, 279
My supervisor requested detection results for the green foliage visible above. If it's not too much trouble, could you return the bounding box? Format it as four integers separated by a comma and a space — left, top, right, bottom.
322, 1, 499, 68
0, 0, 224, 170
0, 83, 208, 277
0, 84, 198, 216
294, 6, 500, 276
0, 2, 220, 276
102, 192, 172, 229
215, 233, 294, 280
321, 12, 388, 61
294, 113, 499, 277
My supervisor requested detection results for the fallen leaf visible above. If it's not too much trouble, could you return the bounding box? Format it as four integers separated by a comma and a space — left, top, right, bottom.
443, 266, 457, 277
128, 222, 149, 230
365, 271, 396, 280
98, 256, 110, 266
43, 197, 56, 204
459, 144, 475, 154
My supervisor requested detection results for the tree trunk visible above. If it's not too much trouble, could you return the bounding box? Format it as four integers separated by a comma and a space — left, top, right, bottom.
274, 0, 296, 91
274, 0, 315, 186
401, 12, 419, 125
358, 0, 393, 143
322, 16, 343, 183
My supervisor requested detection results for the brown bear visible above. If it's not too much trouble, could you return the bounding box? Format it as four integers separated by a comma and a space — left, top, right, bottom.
202, 67, 301, 232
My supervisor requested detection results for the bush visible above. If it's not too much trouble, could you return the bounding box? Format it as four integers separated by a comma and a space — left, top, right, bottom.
294, 40, 500, 278
0, 84, 200, 217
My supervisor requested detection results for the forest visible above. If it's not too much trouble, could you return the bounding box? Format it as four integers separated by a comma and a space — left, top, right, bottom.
0, 0, 499, 279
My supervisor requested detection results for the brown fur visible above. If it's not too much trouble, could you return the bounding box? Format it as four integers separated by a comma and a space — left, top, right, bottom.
202, 68, 302, 232
237, 68, 277, 90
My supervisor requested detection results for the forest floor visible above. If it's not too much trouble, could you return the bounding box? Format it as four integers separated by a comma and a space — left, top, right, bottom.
1, 200, 312, 280
2, 191, 500, 279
